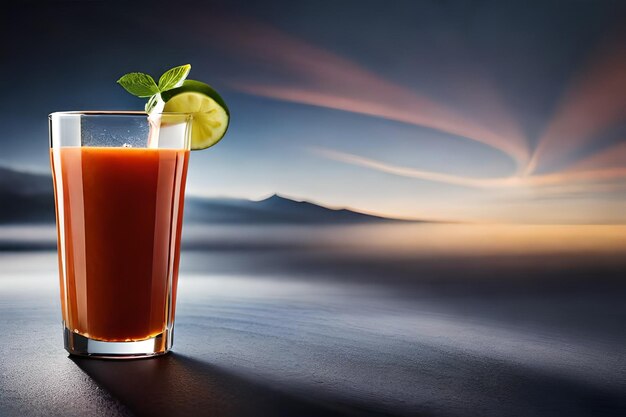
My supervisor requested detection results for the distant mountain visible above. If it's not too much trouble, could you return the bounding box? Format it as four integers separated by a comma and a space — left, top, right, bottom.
0, 167, 408, 224
185, 194, 402, 224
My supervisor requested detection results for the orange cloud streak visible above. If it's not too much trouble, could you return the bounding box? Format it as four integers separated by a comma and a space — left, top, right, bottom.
313, 147, 626, 190
212, 17, 529, 167
526, 32, 626, 175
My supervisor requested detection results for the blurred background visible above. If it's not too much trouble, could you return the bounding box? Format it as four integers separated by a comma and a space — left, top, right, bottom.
1, 1, 626, 416
3, 0, 626, 223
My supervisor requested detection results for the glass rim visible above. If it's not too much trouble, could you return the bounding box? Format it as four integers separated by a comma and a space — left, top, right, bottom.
49, 110, 193, 150
49, 111, 194, 118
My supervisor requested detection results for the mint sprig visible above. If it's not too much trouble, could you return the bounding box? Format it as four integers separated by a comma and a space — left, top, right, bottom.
117, 64, 191, 113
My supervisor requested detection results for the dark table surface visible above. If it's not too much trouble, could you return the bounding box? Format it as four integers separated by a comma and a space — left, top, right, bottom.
1, 226, 626, 417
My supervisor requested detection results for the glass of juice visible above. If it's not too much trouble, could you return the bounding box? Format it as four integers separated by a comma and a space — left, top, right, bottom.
49, 111, 191, 358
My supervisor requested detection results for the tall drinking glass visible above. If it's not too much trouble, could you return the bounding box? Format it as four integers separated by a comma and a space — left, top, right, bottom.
49, 111, 191, 358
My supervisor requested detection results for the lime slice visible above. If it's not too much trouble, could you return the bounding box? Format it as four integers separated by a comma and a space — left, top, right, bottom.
161, 80, 230, 150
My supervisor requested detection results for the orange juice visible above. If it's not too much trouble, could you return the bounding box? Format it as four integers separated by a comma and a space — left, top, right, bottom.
50, 147, 189, 342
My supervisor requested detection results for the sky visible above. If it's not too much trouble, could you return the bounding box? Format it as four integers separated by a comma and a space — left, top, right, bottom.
2, 0, 626, 223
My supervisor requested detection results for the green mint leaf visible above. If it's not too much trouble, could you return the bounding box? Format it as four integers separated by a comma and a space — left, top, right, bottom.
158, 64, 191, 92
117, 72, 159, 98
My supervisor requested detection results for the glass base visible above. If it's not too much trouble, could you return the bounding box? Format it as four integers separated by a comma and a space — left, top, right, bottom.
63, 326, 173, 359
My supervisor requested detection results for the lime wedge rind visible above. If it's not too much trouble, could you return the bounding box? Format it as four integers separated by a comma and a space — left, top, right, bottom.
161, 80, 230, 150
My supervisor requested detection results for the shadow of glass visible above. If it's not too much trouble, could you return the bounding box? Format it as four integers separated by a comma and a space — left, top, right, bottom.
70, 353, 386, 417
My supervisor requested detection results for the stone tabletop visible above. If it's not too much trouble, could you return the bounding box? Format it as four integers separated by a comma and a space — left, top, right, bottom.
1, 249, 625, 417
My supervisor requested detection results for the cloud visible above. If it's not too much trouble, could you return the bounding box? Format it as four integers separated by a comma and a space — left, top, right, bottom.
566, 141, 626, 172
312, 147, 626, 191
525, 30, 626, 175
310, 147, 515, 188
212, 17, 530, 167
210, 15, 626, 183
